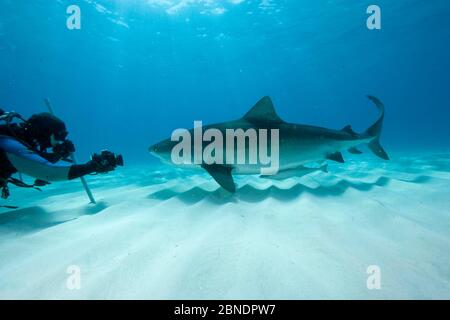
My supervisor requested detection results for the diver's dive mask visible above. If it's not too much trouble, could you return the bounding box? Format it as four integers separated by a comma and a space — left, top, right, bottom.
50, 133, 67, 147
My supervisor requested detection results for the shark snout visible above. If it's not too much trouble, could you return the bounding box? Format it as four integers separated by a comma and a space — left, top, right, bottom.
149, 143, 162, 158
149, 142, 173, 163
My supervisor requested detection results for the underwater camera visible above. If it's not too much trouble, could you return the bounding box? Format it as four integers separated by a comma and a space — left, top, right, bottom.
92, 150, 124, 169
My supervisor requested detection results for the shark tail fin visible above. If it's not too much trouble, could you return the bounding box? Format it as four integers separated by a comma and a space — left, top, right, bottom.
365, 95, 389, 160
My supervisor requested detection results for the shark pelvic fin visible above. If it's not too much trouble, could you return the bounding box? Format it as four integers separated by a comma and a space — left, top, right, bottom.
348, 147, 363, 154
243, 96, 284, 124
327, 152, 345, 163
202, 164, 236, 193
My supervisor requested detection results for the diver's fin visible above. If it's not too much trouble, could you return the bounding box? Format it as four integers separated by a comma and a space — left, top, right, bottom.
34, 179, 51, 187
202, 164, 236, 193
365, 95, 390, 160
0, 205, 19, 209
341, 125, 357, 136
327, 152, 345, 163
348, 147, 363, 154
243, 96, 284, 124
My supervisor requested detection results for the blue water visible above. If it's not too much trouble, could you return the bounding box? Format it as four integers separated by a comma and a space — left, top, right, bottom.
1, 0, 449, 164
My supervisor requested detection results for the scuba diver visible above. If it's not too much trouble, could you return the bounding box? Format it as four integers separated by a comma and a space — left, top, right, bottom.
0, 107, 123, 200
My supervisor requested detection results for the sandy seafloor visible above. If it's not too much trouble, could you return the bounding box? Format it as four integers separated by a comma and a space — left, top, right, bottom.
0, 151, 449, 299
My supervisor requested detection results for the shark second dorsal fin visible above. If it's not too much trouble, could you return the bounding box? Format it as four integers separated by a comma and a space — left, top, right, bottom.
341, 125, 357, 136
243, 96, 284, 124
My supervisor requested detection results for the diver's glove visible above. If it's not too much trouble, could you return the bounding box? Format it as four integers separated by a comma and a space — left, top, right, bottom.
52, 140, 75, 159
68, 150, 123, 180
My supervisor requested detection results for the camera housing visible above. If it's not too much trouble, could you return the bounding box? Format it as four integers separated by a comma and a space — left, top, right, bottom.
92, 150, 124, 168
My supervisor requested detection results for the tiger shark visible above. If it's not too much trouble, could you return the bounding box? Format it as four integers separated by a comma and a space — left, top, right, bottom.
149, 96, 389, 193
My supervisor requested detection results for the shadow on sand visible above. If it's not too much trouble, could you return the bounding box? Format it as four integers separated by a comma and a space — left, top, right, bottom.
147, 175, 432, 205
0, 201, 108, 235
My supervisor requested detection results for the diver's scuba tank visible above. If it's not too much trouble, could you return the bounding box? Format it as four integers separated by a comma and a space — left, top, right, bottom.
0, 108, 44, 201
0, 109, 31, 149
0, 109, 25, 123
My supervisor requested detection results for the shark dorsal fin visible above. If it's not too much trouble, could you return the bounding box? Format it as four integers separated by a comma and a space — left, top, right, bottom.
243, 96, 284, 124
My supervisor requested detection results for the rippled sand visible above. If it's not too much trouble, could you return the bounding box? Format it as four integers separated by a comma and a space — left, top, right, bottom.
1, 151, 449, 299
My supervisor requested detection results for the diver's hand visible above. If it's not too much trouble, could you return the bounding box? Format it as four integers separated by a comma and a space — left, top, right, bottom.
68, 151, 123, 180
90, 150, 124, 174
52, 140, 75, 159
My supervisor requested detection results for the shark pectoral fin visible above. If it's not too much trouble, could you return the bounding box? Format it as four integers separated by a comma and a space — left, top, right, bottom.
202, 164, 236, 193
348, 147, 363, 154
327, 152, 345, 163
